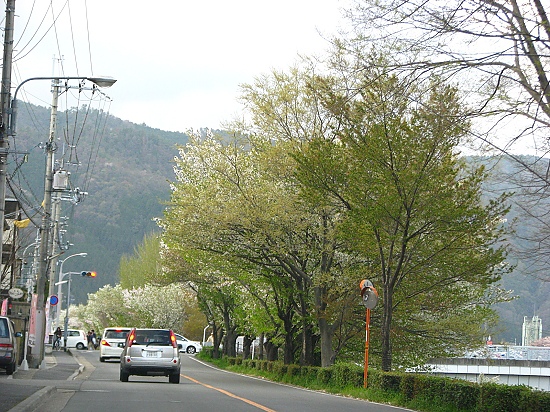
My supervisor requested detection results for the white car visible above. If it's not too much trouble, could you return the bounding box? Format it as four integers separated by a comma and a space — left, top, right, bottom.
175, 333, 202, 354
99, 327, 131, 362
50, 329, 88, 350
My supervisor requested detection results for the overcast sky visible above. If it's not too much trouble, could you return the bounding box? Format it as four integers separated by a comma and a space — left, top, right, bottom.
11, 0, 351, 133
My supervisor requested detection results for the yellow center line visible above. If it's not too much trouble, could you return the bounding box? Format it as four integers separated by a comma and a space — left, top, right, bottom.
183, 374, 277, 412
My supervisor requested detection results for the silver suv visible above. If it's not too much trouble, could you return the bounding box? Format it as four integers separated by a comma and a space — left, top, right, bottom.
119, 328, 181, 383
0, 316, 22, 375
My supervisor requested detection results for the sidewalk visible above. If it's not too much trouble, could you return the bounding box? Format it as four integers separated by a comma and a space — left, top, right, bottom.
0, 349, 83, 412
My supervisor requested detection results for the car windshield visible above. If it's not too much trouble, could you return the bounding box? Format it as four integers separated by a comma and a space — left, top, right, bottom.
133, 330, 172, 346
105, 330, 129, 339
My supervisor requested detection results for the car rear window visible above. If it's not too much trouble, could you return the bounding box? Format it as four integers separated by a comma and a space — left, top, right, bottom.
0, 318, 8, 338
105, 330, 129, 339
133, 330, 171, 346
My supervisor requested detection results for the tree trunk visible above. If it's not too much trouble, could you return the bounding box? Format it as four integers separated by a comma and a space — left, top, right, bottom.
283, 317, 295, 364
264, 340, 278, 361
319, 317, 336, 367
315, 284, 338, 367
242, 335, 253, 359
223, 311, 238, 357
300, 320, 314, 366
212, 325, 223, 359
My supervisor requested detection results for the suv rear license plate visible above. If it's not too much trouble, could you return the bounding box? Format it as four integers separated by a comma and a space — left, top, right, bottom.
144, 350, 161, 358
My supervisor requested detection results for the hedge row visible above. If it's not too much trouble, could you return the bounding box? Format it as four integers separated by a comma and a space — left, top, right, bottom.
224, 357, 550, 412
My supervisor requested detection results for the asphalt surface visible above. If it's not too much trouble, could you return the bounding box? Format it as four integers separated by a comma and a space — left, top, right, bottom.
0, 349, 83, 412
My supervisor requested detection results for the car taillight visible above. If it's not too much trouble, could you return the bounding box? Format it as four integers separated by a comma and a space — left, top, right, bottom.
169, 330, 177, 348
101, 339, 110, 346
0, 343, 13, 348
127, 329, 136, 347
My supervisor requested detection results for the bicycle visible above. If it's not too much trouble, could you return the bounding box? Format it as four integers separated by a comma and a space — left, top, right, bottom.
53, 337, 61, 351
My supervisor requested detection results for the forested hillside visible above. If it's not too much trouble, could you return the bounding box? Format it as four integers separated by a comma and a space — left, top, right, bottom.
9, 103, 548, 343
9, 103, 188, 304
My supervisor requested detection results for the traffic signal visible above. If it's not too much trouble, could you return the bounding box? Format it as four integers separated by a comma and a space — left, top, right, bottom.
81, 271, 97, 278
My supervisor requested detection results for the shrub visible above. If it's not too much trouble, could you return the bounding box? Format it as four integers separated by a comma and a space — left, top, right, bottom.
379, 372, 401, 392
200, 347, 214, 359
399, 374, 416, 400
478, 383, 531, 412
332, 363, 363, 388
272, 362, 287, 376
444, 378, 479, 410
317, 367, 332, 385
518, 388, 550, 412
287, 364, 301, 377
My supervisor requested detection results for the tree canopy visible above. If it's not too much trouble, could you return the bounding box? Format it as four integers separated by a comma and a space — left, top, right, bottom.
159, 55, 512, 369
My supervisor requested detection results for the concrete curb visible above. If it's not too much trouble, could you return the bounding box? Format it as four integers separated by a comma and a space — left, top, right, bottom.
7, 386, 56, 412
7, 350, 84, 412
68, 362, 85, 380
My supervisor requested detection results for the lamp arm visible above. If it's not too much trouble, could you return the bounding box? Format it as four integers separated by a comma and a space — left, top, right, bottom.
8, 76, 116, 136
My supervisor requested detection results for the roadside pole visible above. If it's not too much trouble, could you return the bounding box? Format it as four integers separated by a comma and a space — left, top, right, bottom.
0, 0, 16, 296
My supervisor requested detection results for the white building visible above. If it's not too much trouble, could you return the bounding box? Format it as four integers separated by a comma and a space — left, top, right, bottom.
522, 315, 543, 346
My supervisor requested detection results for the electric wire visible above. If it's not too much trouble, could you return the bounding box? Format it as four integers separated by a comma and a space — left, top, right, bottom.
4, 0, 113, 247
71, 91, 112, 194
84, 0, 93, 75
81, 95, 112, 194
49, 1, 66, 78
11, 0, 34, 49
11, 0, 41, 57
6, 177, 41, 229
12, 2, 69, 64
66, 1, 79, 77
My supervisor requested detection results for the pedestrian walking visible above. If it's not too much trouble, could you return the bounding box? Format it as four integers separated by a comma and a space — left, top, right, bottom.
87, 330, 94, 350
91, 329, 98, 349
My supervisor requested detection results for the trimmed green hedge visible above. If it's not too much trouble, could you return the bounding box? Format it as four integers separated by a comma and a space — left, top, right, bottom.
220, 357, 550, 411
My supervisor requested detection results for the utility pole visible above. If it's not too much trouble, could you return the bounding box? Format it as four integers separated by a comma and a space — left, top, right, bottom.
0, 0, 15, 287
30, 79, 60, 368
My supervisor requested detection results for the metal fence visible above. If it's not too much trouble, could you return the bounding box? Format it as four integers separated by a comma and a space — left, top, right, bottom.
464, 345, 550, 361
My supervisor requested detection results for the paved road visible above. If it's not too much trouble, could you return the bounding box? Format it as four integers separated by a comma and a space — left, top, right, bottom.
1, 350, 411, 412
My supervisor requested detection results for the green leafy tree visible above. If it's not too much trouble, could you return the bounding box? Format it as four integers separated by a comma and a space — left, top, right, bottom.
119, 233, 162, 288
237, 69, 367, 366
347, 0, 550, 284
294, 66, 513, 371
160, 129, 360, 366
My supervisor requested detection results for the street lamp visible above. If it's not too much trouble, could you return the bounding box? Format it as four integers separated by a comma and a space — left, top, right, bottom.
8, 75, 117, 136
54, 271, 81, 351
7, 75, 115, 369
359, 279, 379, 388
55, 253, 87, 329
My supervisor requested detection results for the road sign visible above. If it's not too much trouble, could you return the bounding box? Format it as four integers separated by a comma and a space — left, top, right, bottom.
8, 287, 24, 299
50, 295, 59, 306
